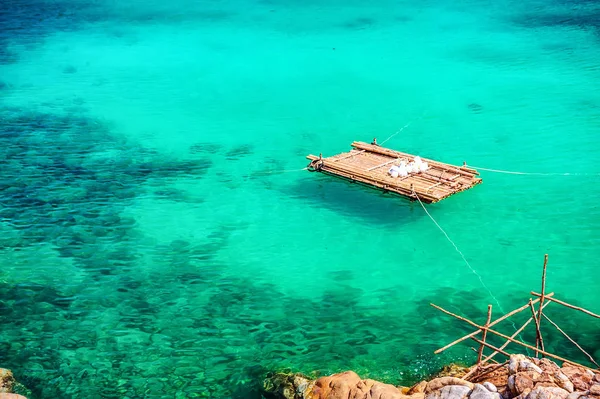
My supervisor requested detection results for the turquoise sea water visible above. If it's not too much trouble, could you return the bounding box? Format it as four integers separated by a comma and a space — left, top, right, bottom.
1, 0, 599, 397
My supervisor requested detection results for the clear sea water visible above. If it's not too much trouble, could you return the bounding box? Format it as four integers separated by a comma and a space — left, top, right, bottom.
1, 0, 599, 397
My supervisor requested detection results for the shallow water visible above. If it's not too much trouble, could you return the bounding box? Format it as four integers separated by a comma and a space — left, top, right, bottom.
1, 0, 600, 397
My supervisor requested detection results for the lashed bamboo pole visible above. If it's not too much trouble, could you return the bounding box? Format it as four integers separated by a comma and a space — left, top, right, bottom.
332, 149, 365, 162
529, 299, 544, 357
470, 347, 500, 364
477, 305, 493, 364
464, 361, 509, 382
481, 318, 531, 365
530, 293, 600, 319
542, 313, 600, 368
482, 300, 552, 365
351, 142, 479, 178
471, 337, 511, 357
434, 294, 554, 354
535, 254, 548, 356
308, 155, 441, 202
431, 303, 596, 371
366, 157, 402, 171
435, 331, 482, 354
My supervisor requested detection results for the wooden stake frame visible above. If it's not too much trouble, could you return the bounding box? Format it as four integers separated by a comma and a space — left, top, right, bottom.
431, 254, 600, 380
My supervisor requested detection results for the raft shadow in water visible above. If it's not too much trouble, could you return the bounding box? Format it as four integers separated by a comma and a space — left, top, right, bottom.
284, 173, 423, 227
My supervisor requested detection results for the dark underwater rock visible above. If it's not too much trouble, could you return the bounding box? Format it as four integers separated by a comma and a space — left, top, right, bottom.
226, 144, 254, 160
62, 65, 77, 74
468, 103, 483, 113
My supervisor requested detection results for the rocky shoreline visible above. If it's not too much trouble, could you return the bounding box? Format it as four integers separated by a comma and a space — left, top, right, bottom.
3, 354, 599, 398
262, 355, 600, 399
0, 368, 27, 399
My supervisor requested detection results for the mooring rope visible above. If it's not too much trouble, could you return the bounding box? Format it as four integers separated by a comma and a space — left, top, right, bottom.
379, 111, 428, 146
412, 189, 533, 349
411, 189, 505, 313
253, 113, 425, 176
466, 165, 600, 177
379, 122, 413, 146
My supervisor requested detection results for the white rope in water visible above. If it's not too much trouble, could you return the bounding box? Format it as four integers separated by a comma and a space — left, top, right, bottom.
467, 165, 600, 177
253, 113, 426, 177
411, 190, 505, 313
412, 190, 533, 351
379, 122, 413, 146
379, 112, 427, 146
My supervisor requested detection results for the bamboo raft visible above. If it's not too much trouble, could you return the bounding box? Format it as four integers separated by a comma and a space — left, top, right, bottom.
306, 141, 482, 203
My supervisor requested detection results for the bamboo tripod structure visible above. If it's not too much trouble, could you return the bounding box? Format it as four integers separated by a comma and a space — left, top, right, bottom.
431, 255, 600, 381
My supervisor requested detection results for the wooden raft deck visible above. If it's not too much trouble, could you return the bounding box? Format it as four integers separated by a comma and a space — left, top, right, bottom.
306, 141, 482, 203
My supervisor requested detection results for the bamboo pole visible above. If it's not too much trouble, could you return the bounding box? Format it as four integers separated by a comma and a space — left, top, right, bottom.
464, 361, 509, 382
309, 156, 441, 202
535, 254, 548, 356
435, 330, 482, 354
481, 300, 552, 365
477, 305, 493, 364
332, 150, 365, 162
433, 294, 554, 354
366, 157, 402, 171
355, 143, 479, 183
470, 348, 500, 364
542, 313, 600, 368
530, 293, 600, 319
308, 158, 423, 200
471, 337, 511, 357
351, 142, 478, 178
431, 303, 596, 371
529, 299, 544, 357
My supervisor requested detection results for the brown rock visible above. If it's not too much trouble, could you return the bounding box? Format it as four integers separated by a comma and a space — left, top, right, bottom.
589, 384, 600, 396
538, 360, 561, 375
348, 378, 375, 398
526, 386, 569, 399
471, 365, 509, 395
408, 381, 428, 395
509, 371, 553, 398
566, 392, 587, 399
554, 372, 575, 393
0, 370, 15, 394
368, 381, 407, 399
515, 373, 536, 394
561, 365, 594, 391
521, 361, 543, 375
425, 378, 474, 393
311, 371, 362, 399
0, 394, 27, 399
308, 371, 410, 399
536, 372, 558, 386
